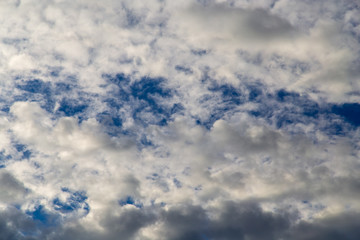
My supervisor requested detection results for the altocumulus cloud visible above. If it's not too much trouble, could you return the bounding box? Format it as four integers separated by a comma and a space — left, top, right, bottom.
0, 0, 360, 239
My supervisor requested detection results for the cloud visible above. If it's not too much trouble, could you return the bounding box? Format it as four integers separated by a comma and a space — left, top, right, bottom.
166, 1, 360, 102
0, 0, 359, 239
179, 3, 297, 44
286, 212, 360, 240
156, 201, 295, 240
0, 170, 28, 203
0, 208, 37, 240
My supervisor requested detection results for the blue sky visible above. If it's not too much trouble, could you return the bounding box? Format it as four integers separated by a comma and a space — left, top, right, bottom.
0, 0, 360, 239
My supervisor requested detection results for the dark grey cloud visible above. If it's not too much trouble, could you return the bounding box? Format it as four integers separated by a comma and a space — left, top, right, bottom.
208, 201, 294, 240
156, 201, 360, 240
286, 213, 360, 240
0, 208, 37, 240
0, 199, 358, 240
158, 201, 296, 240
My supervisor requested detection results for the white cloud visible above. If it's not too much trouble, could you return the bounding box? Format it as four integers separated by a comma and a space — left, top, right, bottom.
0, 0, 359, 239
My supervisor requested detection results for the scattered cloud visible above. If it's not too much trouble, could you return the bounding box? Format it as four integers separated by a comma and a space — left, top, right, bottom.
0, 0, 359, 239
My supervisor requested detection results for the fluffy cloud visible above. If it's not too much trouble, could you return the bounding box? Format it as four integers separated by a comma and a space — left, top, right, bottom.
0, 0, 359, 239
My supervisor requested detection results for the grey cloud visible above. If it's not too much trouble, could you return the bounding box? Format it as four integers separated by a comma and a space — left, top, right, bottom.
0, 208, 36, 240
286, 212, 360, 240
50, 207, 157, 240
208, 201, 295, 240
156, 201, 360, 240
217, 171, 245, 189
241, 8, 295, 39
0, 170, 28, 203
158, 201, 296, 240
158, 205, 209, 240
122, 174, 142, 197
187, 3, 297, 42
0, 199, 358, 240
210, 120, 282, 155
101, 208, 156, 240
45, 225, 101, 240
278, 169, 360, 202
36, 201, 295, 240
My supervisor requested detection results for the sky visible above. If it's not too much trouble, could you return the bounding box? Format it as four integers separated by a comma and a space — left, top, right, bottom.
0, 0, 360, 239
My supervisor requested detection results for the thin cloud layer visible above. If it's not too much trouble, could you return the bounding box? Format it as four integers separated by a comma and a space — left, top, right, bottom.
0, 0, 359, 239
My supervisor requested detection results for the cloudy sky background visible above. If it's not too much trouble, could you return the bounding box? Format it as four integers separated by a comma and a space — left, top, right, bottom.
0, 0, 360, 239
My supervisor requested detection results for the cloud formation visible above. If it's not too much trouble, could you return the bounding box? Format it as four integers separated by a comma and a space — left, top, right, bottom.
0, 0, 359, 239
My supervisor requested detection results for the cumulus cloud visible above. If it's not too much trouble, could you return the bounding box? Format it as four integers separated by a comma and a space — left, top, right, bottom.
0, 0, 359, 239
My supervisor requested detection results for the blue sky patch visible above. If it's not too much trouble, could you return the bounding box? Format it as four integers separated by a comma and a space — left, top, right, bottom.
16, 79, 55, 112
54, 82, 73, 92
248, 86, 263, 102
276, 89, 300, 102
0, 151, 11, 168
53, 188, 90, 215
26, 205, 59, 227
16, 79, 51, 96
105, 73, 131, 87
130, 77, 172, 104
119, 196, 143, 208
208, 84, 243, 105
331, 103, 360, 127
246, 88, 358, 135
57, 98, 88, 117
140, 135, 153, 147
97, 112, 122, 126
175, 65, 193, 75
103, 74, 178, 128
195, 83, 245, 129
14, 144, 32, 159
